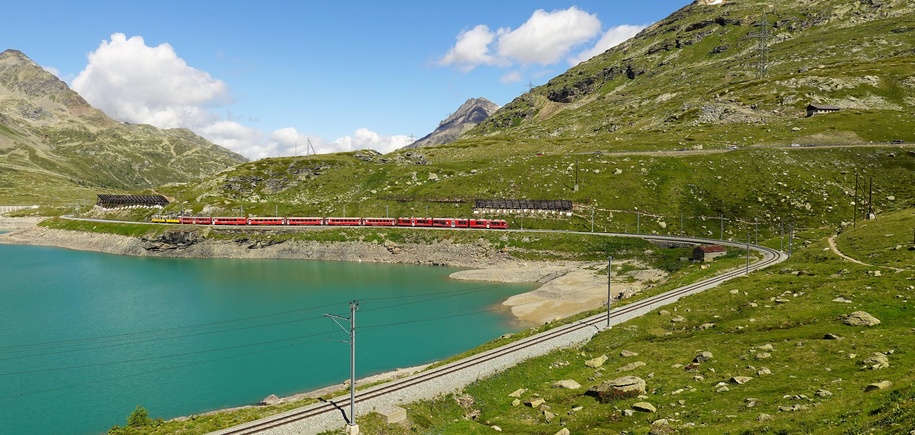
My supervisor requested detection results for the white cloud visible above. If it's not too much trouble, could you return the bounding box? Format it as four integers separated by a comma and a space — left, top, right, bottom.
72, 33, 229, 129
500, 71, 523, 84
438, 25, 508, 72
571, 24, 646, 65
69, 33, 409, 160
496, 7, 601, 65
263, 127, 411, 159
440, 7, 610, 72
332, 128, 412, 154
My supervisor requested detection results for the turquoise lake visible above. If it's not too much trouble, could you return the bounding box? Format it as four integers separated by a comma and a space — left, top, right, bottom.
0, 244, 535, 434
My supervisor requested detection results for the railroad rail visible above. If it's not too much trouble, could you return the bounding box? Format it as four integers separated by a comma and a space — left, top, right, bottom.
211, 234, 786, 435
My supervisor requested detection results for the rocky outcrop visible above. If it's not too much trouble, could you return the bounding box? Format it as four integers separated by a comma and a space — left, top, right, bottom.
404, 98, 499, 149
843, 311, 881, 326
143, 230, 199, 251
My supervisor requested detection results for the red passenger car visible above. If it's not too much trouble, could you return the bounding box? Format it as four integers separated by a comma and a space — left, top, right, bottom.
286, 217, 324, 225
362, 218, 396, 226
326, 217, 362, 226
397, 217, 433, 227
432, 218, 469, 228
248, 217, 285, 225
212, 217, 248, 225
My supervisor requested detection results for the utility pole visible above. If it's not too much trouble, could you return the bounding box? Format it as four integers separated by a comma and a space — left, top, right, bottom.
720, 215, 724, 240
606, 256, 613, 328
680, 212, 684, 236
574, 158, 579, 192
325, 301, 360, 433
754, 218, 759, 245
750, 12, 770, 79
637, 210, 641, 234
788, 224, 794, 257
746, 234, 751, 274
868, 175, 874, 220
854, 172, 859, 228
780, 220, 784, 252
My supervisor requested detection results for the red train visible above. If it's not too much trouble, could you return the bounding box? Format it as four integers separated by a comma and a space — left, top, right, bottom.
154, 216, 508, 229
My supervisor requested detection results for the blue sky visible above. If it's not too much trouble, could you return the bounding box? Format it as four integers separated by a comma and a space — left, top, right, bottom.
5, 1, 689, 159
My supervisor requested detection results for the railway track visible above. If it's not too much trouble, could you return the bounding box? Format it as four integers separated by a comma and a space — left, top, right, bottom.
213, 234, 787, 435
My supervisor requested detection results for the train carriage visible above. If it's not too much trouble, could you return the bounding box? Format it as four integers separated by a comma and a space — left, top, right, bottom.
432, 218, 469, 228
248, 217, 285, 225
212, 217, 248, 225
326, 217, 362, 226
286, 217, 324, 226
362, 218, 396, 226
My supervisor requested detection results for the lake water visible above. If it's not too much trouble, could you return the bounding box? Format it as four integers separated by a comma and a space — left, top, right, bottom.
0, 244, 535, 434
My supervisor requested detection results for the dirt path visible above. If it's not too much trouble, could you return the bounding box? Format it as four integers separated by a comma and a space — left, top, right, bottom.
827, 234, 905, 272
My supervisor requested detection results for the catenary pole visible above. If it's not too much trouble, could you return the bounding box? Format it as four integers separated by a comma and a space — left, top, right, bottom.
606, 256, 613, 328
325, 300, 359, 431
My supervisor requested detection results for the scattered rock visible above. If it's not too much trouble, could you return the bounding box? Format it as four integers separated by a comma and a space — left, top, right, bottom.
618, 361, 647, 372
731, 376, 754, 385
632, 402, 657, 413
758, 413, 774, 422
816, 389, 833, 397
511, 399, 521, 407
824, 333, 842, 340
865, 381, 892, 392
659, 310, 671, 316
620, 350, 639, 358
671, 316, 687, 323
844, 311, 881, 326
543, 410, 556, 422
259, 394, 280, 406
553, 379, 582, 389
623, 409, 635, 417
717, 386, 730, 393
525, 397, 546, 408
698, 322, 716, 330
587, 376, 647, 397
833, 297, 853, 304
755, 352, 772, 360
694, 351, 714, 363
757, 344, 774, 352
758, 367, 772, 376
554, 428, 570, 435
492, 425, 502, 432
586, 355, 609, 368
863, 352, 890, 370
508, 388, 526, 398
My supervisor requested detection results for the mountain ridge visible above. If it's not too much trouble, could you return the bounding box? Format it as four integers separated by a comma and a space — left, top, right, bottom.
403, 97, 500, 149
0, 49, 247, 205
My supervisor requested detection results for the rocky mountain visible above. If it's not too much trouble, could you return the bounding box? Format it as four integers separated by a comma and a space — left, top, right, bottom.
403, 97, 499, 149
467, 0, 915, 149
0, 49, 246, 205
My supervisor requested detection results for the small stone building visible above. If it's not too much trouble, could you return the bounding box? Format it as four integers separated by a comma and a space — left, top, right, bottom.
806, 104, 841, 117
693, 245, 728, 262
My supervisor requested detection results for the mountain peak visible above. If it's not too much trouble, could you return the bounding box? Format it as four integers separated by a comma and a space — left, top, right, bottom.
0, 48, 90, 111
404, 97, 500, 149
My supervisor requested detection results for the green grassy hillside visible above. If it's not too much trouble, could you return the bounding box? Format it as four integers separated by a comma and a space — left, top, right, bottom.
0, 50, 246, 206
343, 210, 915, 435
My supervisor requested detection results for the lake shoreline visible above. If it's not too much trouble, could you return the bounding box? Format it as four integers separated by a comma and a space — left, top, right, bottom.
0, 215, 664, 422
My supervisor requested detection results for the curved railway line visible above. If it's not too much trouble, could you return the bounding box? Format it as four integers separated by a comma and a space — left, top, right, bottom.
208, 232, 787, 435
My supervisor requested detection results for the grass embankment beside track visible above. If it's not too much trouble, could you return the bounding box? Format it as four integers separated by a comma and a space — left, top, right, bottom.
335, 213, 915, 434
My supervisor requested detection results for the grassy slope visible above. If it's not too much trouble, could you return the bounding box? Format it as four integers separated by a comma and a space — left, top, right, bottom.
340, 210, 915, 434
